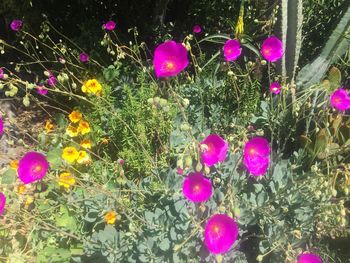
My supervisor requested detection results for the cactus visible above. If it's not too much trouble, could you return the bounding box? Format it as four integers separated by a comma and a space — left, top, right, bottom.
296, 2, 350, 89
279, 0, 303, 85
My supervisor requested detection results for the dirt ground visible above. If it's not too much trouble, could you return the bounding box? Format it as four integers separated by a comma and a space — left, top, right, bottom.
0, 99, 45, 172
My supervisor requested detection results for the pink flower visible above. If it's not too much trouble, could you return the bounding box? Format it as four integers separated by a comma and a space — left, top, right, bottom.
79, 52, 89, 63
223, 39, 242, 61
176, 168, 184, 175
0, 192, 6, 215
298, 253, 323, 263
47, 72, 57, 87
103, 20, 116, 31
330, 88, 350, 111
153, 40, 189, 78
10, 19, 23, 31
18, 152, 49, 184
36, 84, 48, 95
0, 68, 4, 79
0, 117, 3, 136
193, 25, 202, 34
270, 82, 281, 94
243, 137, 270, 176
204, 214, 239, 254
261, 36, 283, 62
201, 134, 228, 166
182, 172, 212, 202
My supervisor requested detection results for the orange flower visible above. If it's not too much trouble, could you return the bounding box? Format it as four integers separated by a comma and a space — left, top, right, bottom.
78, 120, 90, 135
69, 110, 82, 123
17, 184, 27, 194
45, 120, 54, 133
66, 124, 79, 137
10, 160, 19, 170
104, 211, 117, 224
80, 139, 92, 149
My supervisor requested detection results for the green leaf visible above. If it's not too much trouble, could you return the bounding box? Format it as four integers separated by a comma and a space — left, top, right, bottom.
55, 206, 77, 231
46, 147, 62, 169
159, 238, 170, 251
1, 169, 17, 184
37, 247, 71, 263
328, 66, 342, 90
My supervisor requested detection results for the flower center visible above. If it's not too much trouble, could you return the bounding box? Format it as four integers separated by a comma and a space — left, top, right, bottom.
32, 164, 42, 173
193, 184, 201, 192
263, 48, 271, 55
211, 224, 221, 235
165, 61, 175, 71
248, 147, 256, 155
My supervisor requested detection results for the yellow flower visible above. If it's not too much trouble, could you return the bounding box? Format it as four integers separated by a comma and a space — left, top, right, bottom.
104, 211, 117, 225
62, 147, 79, 163
69, 110, 82, 123
58, 172, 76, 188
66, 124, 79, 137
10, 160, 19, 170
78, 120, 90, 135
25, 196, 34, 207
17, 184, 27, 194
81, 79, 102, 95
77, 150, 91, 164
80, 139, 92, 149
45, 120, 54, 133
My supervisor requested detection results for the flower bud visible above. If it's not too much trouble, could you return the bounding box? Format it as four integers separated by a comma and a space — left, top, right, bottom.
176, 159, 183, 169
184, 156, 192, 167
195, 162, 202, 172
182, 98, 190, 108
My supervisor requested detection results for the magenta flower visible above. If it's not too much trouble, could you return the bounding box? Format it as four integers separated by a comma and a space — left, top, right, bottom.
261, 36, 283, 62
103, 20, 116, 31
243, 137, 270, 176
270, 82, 281, 94
182, 172, 212, 202
0, 68, 4, 79
0, 117, 3, 137
223, 39, 242, 61
176, 168, 184, 175
193, 25, 202, 34
153, 40, 189, 78
0, 192, 6, 215
79, 52, 89, 63
201, 134, 228, 166
18, 152, 49, 184
204, 214, 239, 254
36, 84, 48, 95
10, 19, 23, 31
298, 253, 323, 263
330, 88, 350, 111
47, 72, 57, 87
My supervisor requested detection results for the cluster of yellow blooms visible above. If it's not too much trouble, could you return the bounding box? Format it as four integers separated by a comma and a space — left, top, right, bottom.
81, 79, 102, 95
66, 110, 91, 137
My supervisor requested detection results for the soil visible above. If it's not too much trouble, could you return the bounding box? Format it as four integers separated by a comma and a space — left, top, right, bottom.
0, 99, 46, 172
